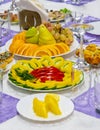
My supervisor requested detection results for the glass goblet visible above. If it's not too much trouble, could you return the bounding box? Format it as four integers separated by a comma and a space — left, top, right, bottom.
0, 68, 3, 103
9, 0, 20, 31
0, 8, 10, 40
70, 23, 94, 70
65, 11, 84, 27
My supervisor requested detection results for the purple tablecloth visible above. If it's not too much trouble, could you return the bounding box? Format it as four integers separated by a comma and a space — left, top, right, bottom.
64, 16, 100, 44
47, 0, 95, 6
1, 88, 100, 124
0, 28, 18, 47
0, 93, 19, 123
73, 87, 100, 118
0, 0, 11, 4
1, 0, 12, 4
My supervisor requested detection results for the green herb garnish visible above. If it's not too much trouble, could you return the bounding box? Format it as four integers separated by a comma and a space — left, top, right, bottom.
15, 68, 34, 80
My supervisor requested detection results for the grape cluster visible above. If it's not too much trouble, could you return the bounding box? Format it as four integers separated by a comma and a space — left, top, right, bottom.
43, 22, 74, 46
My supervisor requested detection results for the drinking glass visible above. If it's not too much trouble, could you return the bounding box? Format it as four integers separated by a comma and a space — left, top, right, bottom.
94, 71, 100, 113
9, 0, 20, 31
0, 8, 10, 39
64, 11, 84, 31
70, 23, 94, 70
0, 69, 3, 103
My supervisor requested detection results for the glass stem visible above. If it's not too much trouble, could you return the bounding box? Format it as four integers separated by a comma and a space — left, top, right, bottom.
0, 23, 2, 44
0, 69, 3, 103
79, 33, 84, 61
88, 65, 92, 105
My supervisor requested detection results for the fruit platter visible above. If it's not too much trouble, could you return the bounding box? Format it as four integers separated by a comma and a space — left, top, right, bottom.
8, 56, 84, 92
7, 22, 79, 59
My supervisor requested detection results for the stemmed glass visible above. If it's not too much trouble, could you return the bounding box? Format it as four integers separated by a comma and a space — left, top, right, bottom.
10, 0, 18, 10
0, 69, 3, 103
0, 1, 10, 45
70, 12, 94, 70
9, 0, 20, 31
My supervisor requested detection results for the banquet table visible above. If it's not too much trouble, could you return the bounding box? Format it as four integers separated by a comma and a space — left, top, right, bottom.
0, 0, 100, 130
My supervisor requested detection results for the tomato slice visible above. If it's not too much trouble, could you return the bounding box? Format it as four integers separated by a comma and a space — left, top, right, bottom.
30, 66, 64, 82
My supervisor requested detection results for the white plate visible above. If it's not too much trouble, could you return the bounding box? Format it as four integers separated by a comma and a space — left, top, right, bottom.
49, 18, 65, 23
88, 22, 100, 35
16, 93, 74, 121
6, 39, 79, 59
11, 21, 19, 25
48, 9, 65, 22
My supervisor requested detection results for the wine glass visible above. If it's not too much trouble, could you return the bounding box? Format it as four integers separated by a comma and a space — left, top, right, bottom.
9, 0, 20, 31
0, 8, 10, 44
0, 68, 3, 103
70, 12, 94, 70
10, 0, 18, 10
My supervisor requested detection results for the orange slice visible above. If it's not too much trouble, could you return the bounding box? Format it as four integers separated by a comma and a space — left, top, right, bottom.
33, 46, 53, 57
55, 42, 70, 54
15, 44, 28, 55
45, 45, 58, 56
9, 39, 25, 53
23, 44, 39, 56
13, 31, 26, 42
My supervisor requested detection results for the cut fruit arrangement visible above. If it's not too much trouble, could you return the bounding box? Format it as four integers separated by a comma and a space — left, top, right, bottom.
9, 22, 73, 57
8, 56, 84, 91
33, 93, 61, 118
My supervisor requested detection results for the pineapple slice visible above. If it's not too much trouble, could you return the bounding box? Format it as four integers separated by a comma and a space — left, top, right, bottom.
33, 97, 48, 118
45, 94, 62, 115
45, 93, 60, 102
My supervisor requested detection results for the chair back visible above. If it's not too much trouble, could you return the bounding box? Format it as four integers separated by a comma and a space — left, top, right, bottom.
19, 9, 42, 30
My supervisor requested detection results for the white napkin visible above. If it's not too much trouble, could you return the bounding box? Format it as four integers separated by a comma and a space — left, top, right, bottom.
17, 0, 48, 21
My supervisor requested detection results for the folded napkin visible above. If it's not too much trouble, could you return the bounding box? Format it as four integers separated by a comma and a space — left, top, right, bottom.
83, 16, 100, 24
17, 0, 48, 21
0, 93, 19, 123
0, 28, 18, 47
73, 87, 100, 118
84, 32, 100, 45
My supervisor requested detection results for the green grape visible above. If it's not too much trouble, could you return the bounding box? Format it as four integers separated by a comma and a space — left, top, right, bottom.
51, 30, 56, 35
65, 38, 69, 45
54, 32, 60, 40
64, 28, 70, 34
60, 34, 66, 41
56, 38, 61, 43
61, 29, 65, 35
56, 23, 61, 29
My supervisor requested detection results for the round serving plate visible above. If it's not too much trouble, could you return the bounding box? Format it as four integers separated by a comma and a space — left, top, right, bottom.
6, 38, 79, 59
16, 93, 74, 121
